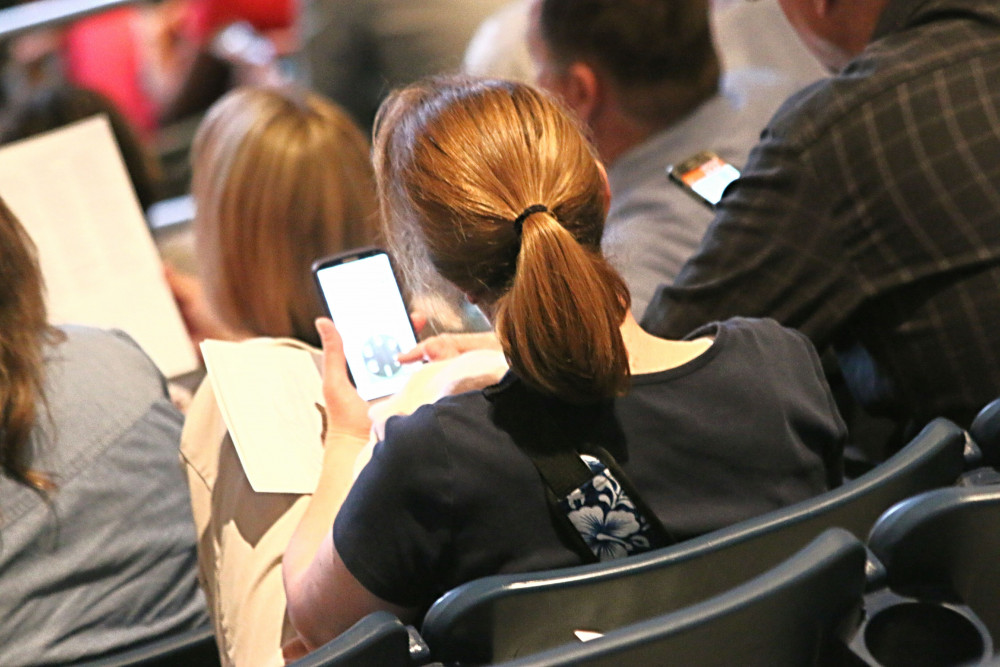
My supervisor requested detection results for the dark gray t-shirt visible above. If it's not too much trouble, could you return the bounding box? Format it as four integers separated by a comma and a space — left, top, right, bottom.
334, 317, 846, 609
0, 327, 208, 664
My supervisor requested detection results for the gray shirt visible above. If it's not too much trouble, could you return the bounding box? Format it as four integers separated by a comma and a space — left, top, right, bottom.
603, 67, 811, 316
0, 327, 208, 665
598, 0, 824, 317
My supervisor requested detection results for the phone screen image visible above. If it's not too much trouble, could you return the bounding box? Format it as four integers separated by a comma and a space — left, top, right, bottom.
669, 152, 741, 207
314, 251, 422, 401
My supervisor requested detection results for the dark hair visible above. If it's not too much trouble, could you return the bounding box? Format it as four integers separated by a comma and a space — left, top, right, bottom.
0, 85, 165, 209
0, 196, 59, 493
539, 0, 718, 123
374, 77, 631, 403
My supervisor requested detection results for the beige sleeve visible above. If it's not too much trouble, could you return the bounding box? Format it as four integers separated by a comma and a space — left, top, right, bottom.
180, 378, 309, 667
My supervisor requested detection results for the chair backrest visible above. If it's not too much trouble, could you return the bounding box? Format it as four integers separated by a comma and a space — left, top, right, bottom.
495, 529, 867, 667
74, 626, 220, 667
865, 485, 1000, 655
288, 611, 420, 667
421, 418, 968, 664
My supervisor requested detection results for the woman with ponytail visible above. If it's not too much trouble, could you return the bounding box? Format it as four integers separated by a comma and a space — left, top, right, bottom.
281, 76, 846, 655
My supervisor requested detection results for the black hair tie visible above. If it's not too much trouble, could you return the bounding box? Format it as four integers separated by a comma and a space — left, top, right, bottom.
513, 204, 550, 236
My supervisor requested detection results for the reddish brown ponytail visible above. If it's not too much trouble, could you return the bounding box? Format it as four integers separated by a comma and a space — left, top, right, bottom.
374, 77, 631, 402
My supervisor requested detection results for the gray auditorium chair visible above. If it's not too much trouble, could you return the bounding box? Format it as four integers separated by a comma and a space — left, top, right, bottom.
421, 418, 969, 665
970, 396, 1000, 468
288, 611, 429, 667
494, 529, 867, 667
850, 485, 1000, 667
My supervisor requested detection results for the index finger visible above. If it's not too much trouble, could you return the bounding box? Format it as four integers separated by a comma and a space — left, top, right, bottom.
397, 343, 428, 364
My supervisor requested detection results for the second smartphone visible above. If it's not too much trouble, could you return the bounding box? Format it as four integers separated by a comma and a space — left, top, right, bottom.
667, 150, 741, 209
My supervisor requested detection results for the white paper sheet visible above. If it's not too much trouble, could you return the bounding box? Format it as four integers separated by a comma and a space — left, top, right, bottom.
0, 116, 198, 378
201, 338, 326, 494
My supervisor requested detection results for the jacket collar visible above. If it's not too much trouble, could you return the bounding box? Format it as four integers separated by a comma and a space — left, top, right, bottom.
874, 0, 1000, 41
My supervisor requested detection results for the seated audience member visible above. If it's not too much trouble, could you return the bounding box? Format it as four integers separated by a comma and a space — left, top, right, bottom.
0, 84, 166, 210
279, 77, 846, 656
0, 196, 208, 664
144, 0, 297, 123
526, 0, 819, 317
641, 0, 1000, 448
176, 84, 386, 667
302, 0, 509, 130
62, 0, 295, 132
168, 85, 378, 348
59, 5, 160, 135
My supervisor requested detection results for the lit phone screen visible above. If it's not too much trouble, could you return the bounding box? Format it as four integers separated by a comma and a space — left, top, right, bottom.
315, 253, 421, 401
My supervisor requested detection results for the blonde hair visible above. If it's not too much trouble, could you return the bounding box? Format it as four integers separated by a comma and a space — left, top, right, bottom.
374, 77, 630, 402
0, 196, 59, 493
192, 86, 378, 345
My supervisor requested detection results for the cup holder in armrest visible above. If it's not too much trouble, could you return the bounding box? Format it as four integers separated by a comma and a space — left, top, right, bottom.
851, 590, 993, 666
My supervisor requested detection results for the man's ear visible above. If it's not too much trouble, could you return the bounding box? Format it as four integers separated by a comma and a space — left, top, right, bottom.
561, 62, 601, 125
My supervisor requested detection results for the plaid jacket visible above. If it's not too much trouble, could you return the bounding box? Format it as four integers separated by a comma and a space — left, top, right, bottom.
642, 0, 1000, 428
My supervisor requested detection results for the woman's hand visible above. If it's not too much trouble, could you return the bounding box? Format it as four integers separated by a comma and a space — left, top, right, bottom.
164, 264, 244, 346
397, 331, 502, 363
316, 318, 371, 441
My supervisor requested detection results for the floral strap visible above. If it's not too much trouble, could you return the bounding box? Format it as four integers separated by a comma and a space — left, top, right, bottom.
482, 373, 675, 563
530, 445, 676, 563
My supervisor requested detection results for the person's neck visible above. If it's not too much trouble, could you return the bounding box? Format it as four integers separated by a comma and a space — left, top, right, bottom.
619, 311, 714, 374
593, 118, 653, 167
597, 79, 718, 167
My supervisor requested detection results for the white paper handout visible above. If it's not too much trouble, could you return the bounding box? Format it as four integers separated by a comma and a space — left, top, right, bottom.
201, 338, 326, 494
0, 116, 198, 378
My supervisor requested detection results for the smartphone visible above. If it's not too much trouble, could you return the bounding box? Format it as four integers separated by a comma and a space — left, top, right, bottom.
667, 150, 741, 209
312, 248, 422, 401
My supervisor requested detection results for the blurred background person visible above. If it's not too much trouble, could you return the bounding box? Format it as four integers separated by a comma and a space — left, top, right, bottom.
0, 83, 166, 210
63, 0, 297, 131
463, 0, 535, 82
463, 0, 824, 89
0, 194, 208, 664
302, 0, 509, 131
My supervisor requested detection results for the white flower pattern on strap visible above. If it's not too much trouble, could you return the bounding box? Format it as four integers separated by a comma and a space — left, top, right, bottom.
562, 455, 654, 561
